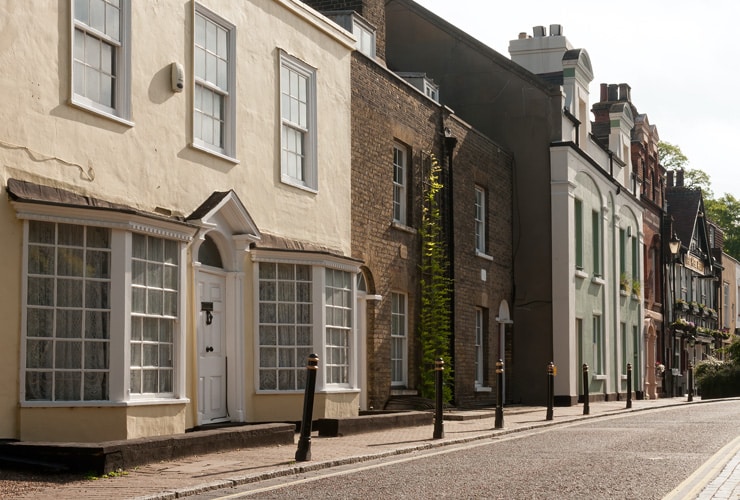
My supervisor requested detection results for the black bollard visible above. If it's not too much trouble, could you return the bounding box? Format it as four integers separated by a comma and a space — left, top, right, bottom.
582, 363, 590, 415
546, 361, 555, 421
495, 359, 504, 429
626, 363, 632, 409
433, 358, 445, 439
295, 353, 319, 462
688, 361, 694, 402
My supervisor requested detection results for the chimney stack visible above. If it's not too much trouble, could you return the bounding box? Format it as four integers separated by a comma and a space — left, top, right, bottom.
667, 170, 674, 187
676, 169, 684, 187
618, 83, 631, 102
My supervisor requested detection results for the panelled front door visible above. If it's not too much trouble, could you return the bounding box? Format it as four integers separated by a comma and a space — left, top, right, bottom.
198, 270, 228, 424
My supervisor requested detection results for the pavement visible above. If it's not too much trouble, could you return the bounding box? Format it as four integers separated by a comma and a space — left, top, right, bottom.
13, 397, 740, 500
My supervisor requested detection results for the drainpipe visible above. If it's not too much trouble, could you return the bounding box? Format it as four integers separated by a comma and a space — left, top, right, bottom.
442, 122, 458, 396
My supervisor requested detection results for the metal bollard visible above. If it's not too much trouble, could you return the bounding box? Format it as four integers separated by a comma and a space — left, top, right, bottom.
433, 358, 445, 439
495, 359, 504, 429
546, 361, 555, 421
688, 361, 694, 402
582, 363, 590, 415
295, 353, 319, 462
626, 363, 632, 409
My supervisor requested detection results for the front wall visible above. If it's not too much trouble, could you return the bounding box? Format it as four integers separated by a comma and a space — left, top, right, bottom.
0, 1, 352, 441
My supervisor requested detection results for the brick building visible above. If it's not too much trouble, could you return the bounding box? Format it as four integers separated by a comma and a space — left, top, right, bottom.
302, 0, 514, 409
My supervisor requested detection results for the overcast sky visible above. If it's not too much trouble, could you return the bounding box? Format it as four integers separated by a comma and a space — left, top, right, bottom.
415, 0, 740, 199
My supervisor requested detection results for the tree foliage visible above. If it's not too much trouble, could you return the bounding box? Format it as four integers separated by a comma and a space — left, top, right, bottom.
418, 154, 453, 402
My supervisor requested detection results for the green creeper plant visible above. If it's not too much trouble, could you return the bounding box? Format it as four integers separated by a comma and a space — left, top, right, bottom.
418, 154, 453, 402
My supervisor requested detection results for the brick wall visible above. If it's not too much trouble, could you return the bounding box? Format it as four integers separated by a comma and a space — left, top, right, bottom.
351, 52, 513, 409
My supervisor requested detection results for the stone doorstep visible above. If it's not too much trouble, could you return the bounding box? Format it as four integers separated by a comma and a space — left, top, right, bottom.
0, 422, 295, 475
316, 410, 433, 437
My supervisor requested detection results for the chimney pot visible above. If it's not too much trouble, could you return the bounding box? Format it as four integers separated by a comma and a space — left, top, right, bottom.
600, 83, 608, 101
608, 84, 618, 101
667, 170, 674, 187
676, 169, 684, 187
519, 32, 527, 39
533, 25, 546, 37
549, 24, 562, 36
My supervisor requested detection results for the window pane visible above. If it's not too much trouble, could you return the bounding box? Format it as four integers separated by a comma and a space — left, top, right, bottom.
28, 246, 55, 275
85, 341, 108, 369
57, 279, 83, 307
26, 340, 53, 369
85, 310, 109, 339
27, 308, 54, 338
56, 309, 83, 338
56, 341, 82, 369
27, 277, 54, 306
58, 248, 84, 277
87, 250, 110, 278
25, 371, 52, 401
84, 372, 108, 400
29, 221, 55, 244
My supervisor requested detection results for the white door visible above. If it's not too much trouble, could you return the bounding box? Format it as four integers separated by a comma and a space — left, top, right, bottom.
198, 271, 228, 424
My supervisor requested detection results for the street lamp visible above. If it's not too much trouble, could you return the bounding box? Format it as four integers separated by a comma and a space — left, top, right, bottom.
669, 234, 681, 397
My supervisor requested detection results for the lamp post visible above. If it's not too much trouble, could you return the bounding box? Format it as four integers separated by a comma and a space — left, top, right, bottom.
669, 234, 681, 398
687, 335, 696, 402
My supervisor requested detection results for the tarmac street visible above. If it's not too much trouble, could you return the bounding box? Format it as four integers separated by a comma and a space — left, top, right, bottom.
2, 397, 739, 499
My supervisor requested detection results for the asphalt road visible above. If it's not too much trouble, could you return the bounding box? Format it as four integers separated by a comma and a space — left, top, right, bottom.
193, 401, 740, 499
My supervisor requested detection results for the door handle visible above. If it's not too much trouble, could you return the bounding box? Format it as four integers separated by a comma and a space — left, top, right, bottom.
206, 346, 214, 353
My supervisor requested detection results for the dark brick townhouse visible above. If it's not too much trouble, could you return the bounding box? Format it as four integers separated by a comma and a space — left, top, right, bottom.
302, 0, 514, 409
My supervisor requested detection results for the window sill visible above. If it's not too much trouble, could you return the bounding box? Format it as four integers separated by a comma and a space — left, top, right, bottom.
69, 98, 134, 127
575, 269, 589, 280
20, 397, 190, 408
620, 290, 628, 297
631, 293, 639, 300
474, 385, 492, 393
475, 250, 493, 261
390, 388, 417, 396
280, 174, 317, 193
592, 374, 607, 381
190, 142, 240, 164
591, 276, 606, 286
391, 221, 417, 234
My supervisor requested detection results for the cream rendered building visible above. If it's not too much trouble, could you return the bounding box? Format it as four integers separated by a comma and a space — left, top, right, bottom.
0, 0, 356, 442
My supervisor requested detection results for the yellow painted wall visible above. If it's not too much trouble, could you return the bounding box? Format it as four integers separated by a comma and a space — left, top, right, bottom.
249, 392, 359, 422
0, 0, 354, 441
19, 404, 185, 442
0, 200, 22, 439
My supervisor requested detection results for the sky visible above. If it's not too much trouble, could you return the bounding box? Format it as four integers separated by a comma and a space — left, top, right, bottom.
415, 0, 740, 199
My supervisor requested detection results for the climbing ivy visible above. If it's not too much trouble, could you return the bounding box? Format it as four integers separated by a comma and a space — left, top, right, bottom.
418, 154, 453, 402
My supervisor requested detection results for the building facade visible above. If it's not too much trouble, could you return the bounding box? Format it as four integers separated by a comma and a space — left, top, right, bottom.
1, 0, 359, 442
592, 83, 665, 398
664, 172, 723, 395
385, 2, 645, 405
303, 0, 514, 410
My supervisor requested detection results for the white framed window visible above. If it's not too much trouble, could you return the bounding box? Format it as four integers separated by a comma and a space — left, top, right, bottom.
257, 262, 313, 391
25, 222, 112, 401
475, 186, 486, 254
71, 0, 131, 122
352, 17, 376, 58
280, 52, 317, 191
593, 315, 604, 374
21, 218, 186, 403
423, 80, 439, 102
392, 143, 408, 224
256, 258, 356, 391
390, 292, 407, 386
475, 308, 484, 387
592, 210, 602, 276
574, 198, 583, 269
193, 4, 236, 158
129, 234, 179, 396
325, 269, 352, 385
